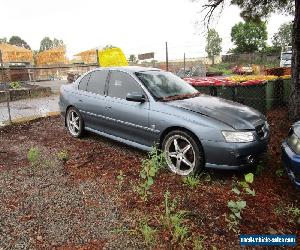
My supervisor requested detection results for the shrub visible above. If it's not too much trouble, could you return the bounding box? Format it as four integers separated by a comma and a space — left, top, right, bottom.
275, 168, 285, 177
192, 236, 205, 250
27, 147, 41, 167
161, 191, 189, 243
288, 204, 300, 224
135, 147, 165, 201
138, 219, 157, 245
9, 81, 21, 89
226, 173, 255, 233
116, 170, 126, 190
57, 150, 69, 163
182, 176, 200, 189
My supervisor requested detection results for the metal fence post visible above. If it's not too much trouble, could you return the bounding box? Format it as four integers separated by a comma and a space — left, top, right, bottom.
165, 42, 169, 71
96, 49, 100, 66
0, 50, 12, 124
184, 53, 186, 73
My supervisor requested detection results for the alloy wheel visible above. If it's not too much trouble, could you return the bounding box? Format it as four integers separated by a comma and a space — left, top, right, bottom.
164, 134, 196, 175
67, 110, 81, 136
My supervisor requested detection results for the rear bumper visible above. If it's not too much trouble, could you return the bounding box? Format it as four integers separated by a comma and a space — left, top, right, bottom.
203, 139, 268, 170
281, 141, 300, 187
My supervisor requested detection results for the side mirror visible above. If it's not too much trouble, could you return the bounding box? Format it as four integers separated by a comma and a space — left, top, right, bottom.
126, 93, 146, 103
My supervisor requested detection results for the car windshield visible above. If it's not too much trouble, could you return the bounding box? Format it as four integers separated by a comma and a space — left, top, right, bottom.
135, 71, 199, 101
282, 53, 292, 60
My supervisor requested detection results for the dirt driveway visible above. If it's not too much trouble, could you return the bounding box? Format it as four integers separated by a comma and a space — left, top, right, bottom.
0, 109, 299, 249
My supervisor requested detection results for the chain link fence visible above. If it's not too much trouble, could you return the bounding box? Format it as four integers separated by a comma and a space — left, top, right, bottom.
0, 64, 99, 125
0, 60, 292, 127
189, 78, 291, 114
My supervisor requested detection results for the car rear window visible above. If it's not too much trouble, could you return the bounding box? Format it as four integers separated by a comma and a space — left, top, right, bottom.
86, 70, 109, 95
78, 73, 90, 91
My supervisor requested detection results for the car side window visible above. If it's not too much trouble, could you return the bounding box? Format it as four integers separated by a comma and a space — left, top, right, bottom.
86, 70, 109, 95
108, 71, 143, 99
78, 73, 90, 91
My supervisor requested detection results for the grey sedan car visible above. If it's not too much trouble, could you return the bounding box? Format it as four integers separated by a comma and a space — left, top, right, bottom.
59, 66, 269, 176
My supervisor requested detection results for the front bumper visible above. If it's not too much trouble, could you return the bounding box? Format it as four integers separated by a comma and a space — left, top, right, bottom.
281, 141, 300, 187
202, 138, 268, 170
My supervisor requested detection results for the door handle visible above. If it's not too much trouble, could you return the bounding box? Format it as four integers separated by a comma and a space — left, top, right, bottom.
78, 99, 83, 102
105, 106, 112, 109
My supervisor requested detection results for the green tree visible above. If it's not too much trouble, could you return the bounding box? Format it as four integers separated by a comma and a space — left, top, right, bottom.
53, 38, 64, 48
192, 0, 300, 120
205, 28, 222, 64
103, 44, 117, 50
231, 20, 268, 53
39, 37, 53, 52
129, 54, 138, 63
8, 36, 31, 50
272, 21, 293, 49
0, 37, 7, 44
39, 37, 64, 52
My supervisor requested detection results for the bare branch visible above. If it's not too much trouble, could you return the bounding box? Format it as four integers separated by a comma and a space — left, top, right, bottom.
200, 0, 225, 29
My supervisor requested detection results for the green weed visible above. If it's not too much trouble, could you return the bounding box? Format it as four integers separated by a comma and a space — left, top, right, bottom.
182, 176, 200, 189
27, 147, 41, 167
57, 150, 69, 163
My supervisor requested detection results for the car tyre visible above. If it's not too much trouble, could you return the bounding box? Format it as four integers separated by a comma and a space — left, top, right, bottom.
66, 107, 84, 138
162, 130, 204, 176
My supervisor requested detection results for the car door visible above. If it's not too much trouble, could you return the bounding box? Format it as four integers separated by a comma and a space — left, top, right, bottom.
104, 70, 152, 146
75, 69, 111, 132
72, 72, 91, 120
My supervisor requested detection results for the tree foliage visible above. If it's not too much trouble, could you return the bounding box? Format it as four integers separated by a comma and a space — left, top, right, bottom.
230, 0, 294, 21
231, 20, 268, 53
39, 37, 64, 52
8, 36, 31, 50
205, 28, 222, 61
272, 21, 292, 49
193, 0, 299, 119
53, 38, 64, 48
197, 0, 294, 25
103, 44, 117, 50
129, 54, 138, 63
0, 37, 7, 44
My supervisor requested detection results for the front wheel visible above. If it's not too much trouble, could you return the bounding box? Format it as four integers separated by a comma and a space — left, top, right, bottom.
66, 107, 84, 138
161, 130, 204, 176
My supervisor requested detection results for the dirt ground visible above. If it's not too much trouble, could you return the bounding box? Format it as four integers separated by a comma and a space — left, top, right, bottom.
0, 107, 299, 249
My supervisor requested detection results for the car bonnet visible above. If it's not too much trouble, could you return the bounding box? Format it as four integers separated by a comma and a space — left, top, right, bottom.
165, 95, 266, 130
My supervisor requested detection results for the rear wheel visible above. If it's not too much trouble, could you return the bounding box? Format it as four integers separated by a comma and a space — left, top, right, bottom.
162, 130, 204, 176
66, 107, 84, 138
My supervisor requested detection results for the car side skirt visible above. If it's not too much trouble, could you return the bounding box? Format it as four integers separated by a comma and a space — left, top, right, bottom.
85, 127, 153, 152
205, 162, 250, 170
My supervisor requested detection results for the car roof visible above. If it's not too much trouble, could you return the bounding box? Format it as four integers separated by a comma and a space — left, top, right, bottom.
96, 66, 162, 73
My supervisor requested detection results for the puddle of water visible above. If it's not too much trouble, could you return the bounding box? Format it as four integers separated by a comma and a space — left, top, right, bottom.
16, 106, 33, 110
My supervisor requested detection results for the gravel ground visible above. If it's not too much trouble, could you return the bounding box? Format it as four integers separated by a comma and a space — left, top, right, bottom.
0, 117, 147, 249
0, 112, 299, 249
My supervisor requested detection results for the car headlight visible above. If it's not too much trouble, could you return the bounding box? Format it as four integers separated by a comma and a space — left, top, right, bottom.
287, 133, 300, 154
222, 131, 255, 143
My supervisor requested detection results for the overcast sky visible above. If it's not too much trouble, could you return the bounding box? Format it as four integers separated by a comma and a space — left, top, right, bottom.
1, 0, 293, 61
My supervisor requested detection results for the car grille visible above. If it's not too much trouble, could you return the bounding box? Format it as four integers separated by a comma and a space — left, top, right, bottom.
256, 122, 269, 140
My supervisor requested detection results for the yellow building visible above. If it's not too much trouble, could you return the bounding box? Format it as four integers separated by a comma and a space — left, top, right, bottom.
0, 43, 33, 64
36, 46, 68, 66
